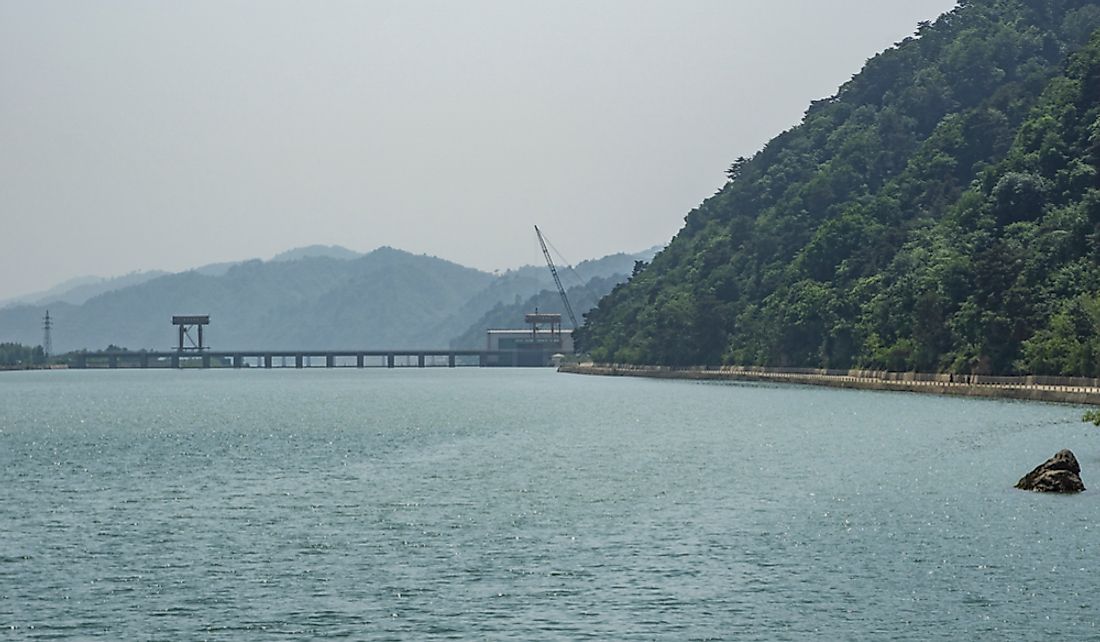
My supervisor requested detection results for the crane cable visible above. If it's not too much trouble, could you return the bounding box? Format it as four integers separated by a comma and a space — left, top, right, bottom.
535, 225, 579, 329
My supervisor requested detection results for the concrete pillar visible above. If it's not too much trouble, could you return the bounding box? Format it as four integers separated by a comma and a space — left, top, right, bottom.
234, 354, 243, 368
448, 354, 456, 368
387, 353, 395, 368
140, 353, 150, 368
264, 354, 273, 368
356, 354, 364, 368
418, 353, 425, 368
295, 354, 304, 369
171, 354, 180, 369
201, 354, 211, 369
326, 354, 335, 368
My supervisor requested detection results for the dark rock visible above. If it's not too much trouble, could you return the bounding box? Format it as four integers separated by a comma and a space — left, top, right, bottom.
1015, 449, 1085, 493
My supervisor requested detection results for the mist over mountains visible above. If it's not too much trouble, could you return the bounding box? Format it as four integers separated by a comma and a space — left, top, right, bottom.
0, 271, 170, 308
0, 244, 656, 352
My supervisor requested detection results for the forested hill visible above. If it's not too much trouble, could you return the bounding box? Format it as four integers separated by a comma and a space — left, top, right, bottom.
576, 0, 1100, 376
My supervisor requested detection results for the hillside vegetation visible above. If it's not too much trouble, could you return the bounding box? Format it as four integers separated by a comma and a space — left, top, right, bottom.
577, 0, 1100, 376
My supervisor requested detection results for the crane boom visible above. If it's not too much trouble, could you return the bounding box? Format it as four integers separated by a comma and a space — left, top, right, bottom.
534, 225, 579, 328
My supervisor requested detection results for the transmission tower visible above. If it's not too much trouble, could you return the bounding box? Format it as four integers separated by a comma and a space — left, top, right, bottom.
42, 310, 53, 358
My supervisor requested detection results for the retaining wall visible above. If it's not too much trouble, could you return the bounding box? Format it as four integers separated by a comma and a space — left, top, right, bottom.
558, 363, 1100, 406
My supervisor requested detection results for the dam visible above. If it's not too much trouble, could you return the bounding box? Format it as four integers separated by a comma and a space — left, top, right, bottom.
69, 349, 544, 369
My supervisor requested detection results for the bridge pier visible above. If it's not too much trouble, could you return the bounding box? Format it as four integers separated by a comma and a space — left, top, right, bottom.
418, 353, 425, 368
140, 353, 150, 368
387, 353, 395, 368
233, 354, 243, 368
326, 354, 335, 368
356, 354, 364, 368
448, 353, 456, 368
201, 354, 211, 369
171, 354, 180, 368
295, 354, 304, 368
264, 354, 273, 368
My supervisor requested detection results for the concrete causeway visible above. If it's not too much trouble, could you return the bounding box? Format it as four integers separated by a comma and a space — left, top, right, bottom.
560, 363, 1100, 406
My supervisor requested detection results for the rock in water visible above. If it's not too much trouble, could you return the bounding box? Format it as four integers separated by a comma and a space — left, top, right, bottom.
1015, 449, 1085, 493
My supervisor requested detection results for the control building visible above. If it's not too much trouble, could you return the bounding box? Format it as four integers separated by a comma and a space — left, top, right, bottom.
485, 312, 574, 366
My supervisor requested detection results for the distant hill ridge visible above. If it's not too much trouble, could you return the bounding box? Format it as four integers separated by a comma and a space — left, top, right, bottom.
270, 245, 363, 262
0, 271, 170, 309
0, 244, 656, 352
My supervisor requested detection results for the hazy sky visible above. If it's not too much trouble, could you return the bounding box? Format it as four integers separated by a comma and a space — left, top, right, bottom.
0, 0, 958, 300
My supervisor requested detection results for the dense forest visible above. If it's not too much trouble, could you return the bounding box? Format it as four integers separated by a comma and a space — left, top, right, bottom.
577, 0, 1100, 376
0, 343, 45, 368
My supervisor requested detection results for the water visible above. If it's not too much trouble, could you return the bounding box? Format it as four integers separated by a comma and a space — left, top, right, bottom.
1, 369, 1097, 640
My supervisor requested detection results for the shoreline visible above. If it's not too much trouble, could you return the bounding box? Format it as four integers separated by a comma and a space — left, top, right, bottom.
559, 363, 1100, 406
0, 365, 67, 372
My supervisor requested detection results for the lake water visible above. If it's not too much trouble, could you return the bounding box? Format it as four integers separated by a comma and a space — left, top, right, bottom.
1, 369, 1098, 640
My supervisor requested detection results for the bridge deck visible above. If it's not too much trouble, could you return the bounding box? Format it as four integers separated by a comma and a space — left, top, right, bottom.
69, 349, 554, 369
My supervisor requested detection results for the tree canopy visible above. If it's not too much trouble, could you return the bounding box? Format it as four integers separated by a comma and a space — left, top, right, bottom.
0, 343, 45, 368
577, 0, 1100, 376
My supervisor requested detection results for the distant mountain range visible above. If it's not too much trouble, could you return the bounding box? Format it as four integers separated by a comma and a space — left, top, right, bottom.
0, 271, 170, 308
0, 246, 367, 310
270, 244, 365, 262
0, 244, 658, 352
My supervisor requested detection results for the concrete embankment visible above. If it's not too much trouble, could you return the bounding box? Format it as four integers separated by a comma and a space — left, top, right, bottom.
559, 363, 1100, 406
